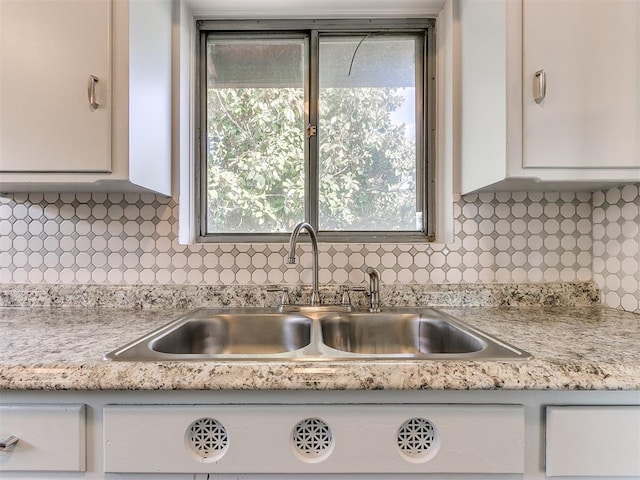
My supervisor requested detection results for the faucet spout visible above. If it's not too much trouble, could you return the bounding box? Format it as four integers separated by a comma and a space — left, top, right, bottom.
366, 267, 381, 312
287, 221, 321, 306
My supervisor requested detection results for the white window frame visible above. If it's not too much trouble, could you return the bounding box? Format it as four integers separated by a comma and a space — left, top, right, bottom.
177, 0, 455, 245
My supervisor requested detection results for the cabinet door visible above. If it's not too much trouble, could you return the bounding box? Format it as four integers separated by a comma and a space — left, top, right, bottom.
0, 404, 86, 472
104, 404, 524, 474
523, 0, 640, 169
0, 0, 111, 173
546, 406, 640, 476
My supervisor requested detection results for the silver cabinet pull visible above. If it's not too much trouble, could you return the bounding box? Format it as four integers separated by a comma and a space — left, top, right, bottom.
534, 69, 546, 104
87, 74, 99, 109
0, 435, 18, 451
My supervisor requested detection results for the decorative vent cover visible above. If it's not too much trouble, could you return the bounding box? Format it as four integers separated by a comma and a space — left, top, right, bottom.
397, 417, 439, 461
291, 417, 334, 462
187, 417, 229, 461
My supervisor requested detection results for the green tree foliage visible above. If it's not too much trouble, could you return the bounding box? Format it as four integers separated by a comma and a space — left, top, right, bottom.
207, 88, 305, 233
206, 87, 415, 234
318, 87, 416, 231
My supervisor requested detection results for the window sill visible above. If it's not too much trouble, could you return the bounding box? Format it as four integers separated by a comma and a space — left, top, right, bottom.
197, 232, 435, 244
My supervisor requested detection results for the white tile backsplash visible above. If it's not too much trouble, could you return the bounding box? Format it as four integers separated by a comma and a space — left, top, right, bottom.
593, 183, 640, 314
0, 191, 594, 286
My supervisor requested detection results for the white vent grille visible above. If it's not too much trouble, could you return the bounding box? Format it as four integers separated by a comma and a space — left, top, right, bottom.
397, 417, 438, 461
187, 418, 228, 460
291, 417, 333, 461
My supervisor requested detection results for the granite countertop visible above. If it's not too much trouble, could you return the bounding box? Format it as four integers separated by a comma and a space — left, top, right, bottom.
1, 305, 639, 391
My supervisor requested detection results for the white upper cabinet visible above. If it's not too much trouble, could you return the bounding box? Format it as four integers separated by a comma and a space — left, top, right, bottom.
0, 0, 111, 173
523, 0, 640, 170
0, 0, 172, 195
459, 0, 640, 194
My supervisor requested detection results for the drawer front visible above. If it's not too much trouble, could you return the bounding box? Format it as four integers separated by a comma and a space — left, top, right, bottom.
0, 404, 85, 472
104, 404, 524, 474
546, 406, 640, 477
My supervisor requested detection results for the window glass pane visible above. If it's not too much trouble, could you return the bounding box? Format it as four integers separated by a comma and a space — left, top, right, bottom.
318, 35, 418, 231
205, 38, 306, 234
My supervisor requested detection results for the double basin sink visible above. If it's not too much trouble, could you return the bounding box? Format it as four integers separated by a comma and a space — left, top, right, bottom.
106, 307, 531, 361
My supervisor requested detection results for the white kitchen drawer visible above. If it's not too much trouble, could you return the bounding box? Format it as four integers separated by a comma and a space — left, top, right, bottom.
104, 404, 524, 474
0, 404, 86, 472
546, 406, 640, 477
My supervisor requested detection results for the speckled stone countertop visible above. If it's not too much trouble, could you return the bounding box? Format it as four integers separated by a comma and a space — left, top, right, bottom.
1, 305, 638, 391
0, 281, 600, 309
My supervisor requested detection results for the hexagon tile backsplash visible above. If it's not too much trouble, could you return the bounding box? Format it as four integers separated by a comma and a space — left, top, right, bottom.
0, 186, 638, 313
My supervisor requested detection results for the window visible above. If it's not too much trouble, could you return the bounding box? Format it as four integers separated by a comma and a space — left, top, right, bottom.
197, 20, 435, 242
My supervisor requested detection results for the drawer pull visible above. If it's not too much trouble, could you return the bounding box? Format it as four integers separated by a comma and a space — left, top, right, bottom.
0, 435, 19, 451
534, 69, 546, 104
87, 74, 99, 110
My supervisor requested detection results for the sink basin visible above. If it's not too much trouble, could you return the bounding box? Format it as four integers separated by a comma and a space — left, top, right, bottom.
106, 309, 312, 360
105, 307, 531, 361
151, 313, 311, 355
320, 313, 484, 355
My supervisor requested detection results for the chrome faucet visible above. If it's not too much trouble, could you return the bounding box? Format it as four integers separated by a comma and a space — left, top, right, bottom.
366, 267, 381, 312
286, 221, 321, 306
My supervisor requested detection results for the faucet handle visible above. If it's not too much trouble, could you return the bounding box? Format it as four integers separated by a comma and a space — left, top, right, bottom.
340, 285, 366, 308
365, 267, 381, 313
266, 287, 291, 309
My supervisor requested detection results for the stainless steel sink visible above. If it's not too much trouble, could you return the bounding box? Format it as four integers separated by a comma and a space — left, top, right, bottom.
151, 313, 311, 355
319, 313, 485, 355
105, 307, 531, 361
106, 309, 313, 361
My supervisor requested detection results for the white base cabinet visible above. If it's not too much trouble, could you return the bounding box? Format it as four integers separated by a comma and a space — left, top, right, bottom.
0, 390, 639, 479
0, 404, 85, 472
104, 404, 524, 474
546, 406, 640, 477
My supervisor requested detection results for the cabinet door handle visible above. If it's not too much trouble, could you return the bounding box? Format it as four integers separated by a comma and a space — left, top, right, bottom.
534, 69, 546, 104
87, 74, 99, 110
0, 435, 19, 451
